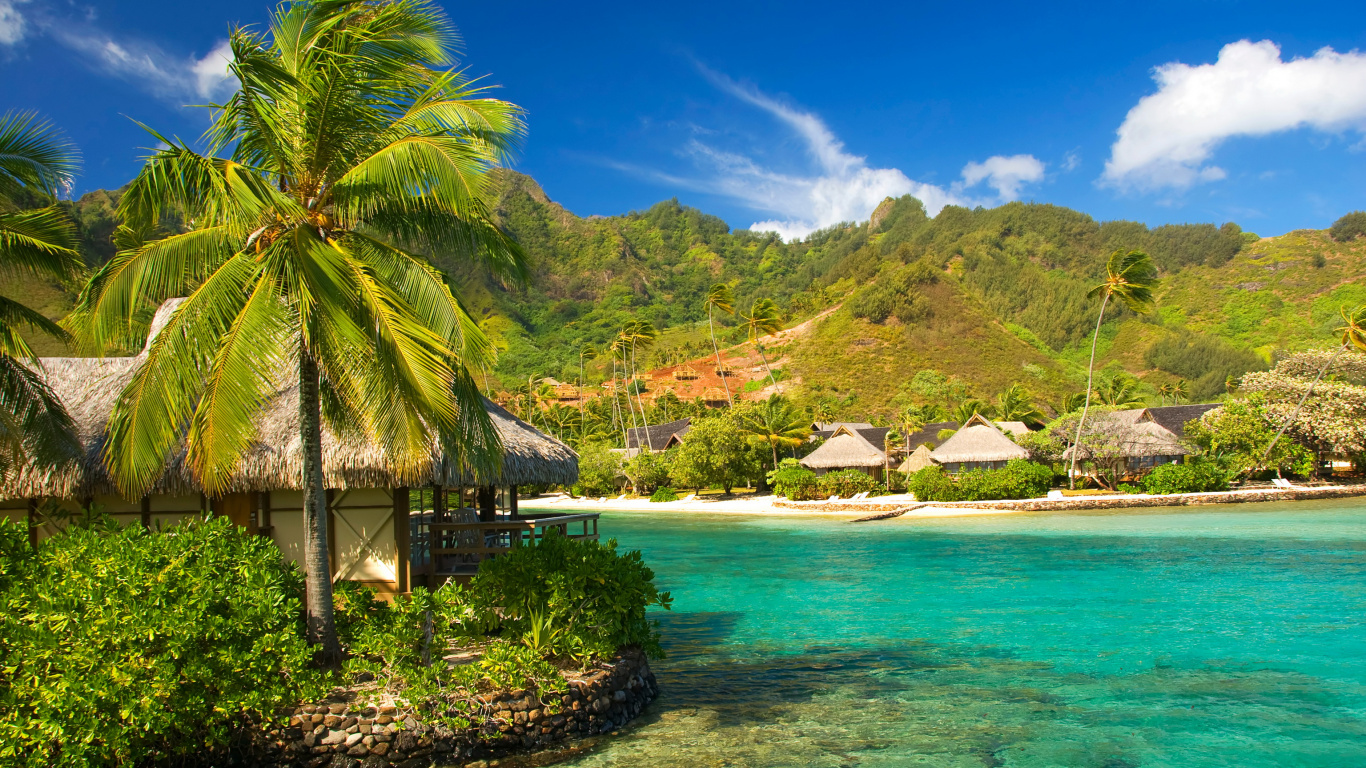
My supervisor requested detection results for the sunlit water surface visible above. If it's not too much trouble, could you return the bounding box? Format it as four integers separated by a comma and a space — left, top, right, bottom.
520, 500, 1366, 767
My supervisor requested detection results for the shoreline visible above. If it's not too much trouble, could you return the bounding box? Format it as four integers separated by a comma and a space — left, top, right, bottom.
521, 484, 1366, 520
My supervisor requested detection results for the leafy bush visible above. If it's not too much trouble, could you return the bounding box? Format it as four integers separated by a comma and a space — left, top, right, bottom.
768, 458, 819, 500
624, 450, 672, 492
848, 260, 937, 324
817, 469, 877, 497
910, 460, 1052, 501
1141, 458, 1229, 494
0, 517, 321, 768
467, 529, 672, 660
576, 440, 623, 496
1117, 483, 1143, 494
1330, 211, 1366, 242
649, 486, 680, 502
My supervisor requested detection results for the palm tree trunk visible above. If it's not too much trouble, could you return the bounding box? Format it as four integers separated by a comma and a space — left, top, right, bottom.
631, 339, 654, 451
1251, 343, 1346, 478
1069, 293, 1110, 490
578, 353, 586, 436
757, 344, 777, 388
299, 349, 342, 665
709, 307, 733, 406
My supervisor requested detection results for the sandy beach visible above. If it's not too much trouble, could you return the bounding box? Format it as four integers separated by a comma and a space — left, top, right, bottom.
519, 493, 1012, 518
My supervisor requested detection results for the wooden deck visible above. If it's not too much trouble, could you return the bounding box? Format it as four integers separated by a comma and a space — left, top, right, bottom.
421, 512, 600, 583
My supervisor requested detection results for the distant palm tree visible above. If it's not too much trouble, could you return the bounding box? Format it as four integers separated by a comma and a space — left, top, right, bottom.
704, 283, 736, 405
883, 427, 903, 490
624, 320, 658, 449
1171, 379, 1188, 405
737, 394, 810, 472
1157, 382, 1173, 406
995, 384, 1044, 427
578, 342, 597, 430
0, 112, 82, 475
1054, 391, 1087, 417
742, 298, 783, 387
69, 0, 525, 663
952, 398, 996, 425
1069, 249, 1158, 488
1093, 375, 1146, 409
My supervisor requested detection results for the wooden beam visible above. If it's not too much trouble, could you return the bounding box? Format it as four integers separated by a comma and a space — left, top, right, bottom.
510, 485, 519, 520
140, 496, 151, 529
27, 498, 37, 549
393, 487, 410, 595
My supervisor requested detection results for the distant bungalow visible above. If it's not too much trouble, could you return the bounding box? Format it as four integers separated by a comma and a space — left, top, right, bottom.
800, 425, 890, 479
0, 300, 580, 596
624, 417, 692, 455
930, 414, 1029, 472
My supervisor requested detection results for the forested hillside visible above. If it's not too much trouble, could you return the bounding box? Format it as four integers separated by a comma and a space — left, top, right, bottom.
6, 170, 1364, 419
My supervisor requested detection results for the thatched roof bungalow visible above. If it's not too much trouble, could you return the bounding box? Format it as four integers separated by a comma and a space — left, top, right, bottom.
625, 417, 692, 453
800, 427, 886, 479
1063, 413, 1189, 473
898, 443, 936, 473
1, 300, 578, 596
929, 414, 1027, 473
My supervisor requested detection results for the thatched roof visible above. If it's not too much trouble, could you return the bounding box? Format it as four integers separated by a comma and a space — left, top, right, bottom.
1062, 416, 1188, 460
3, 300, 577, 501
1143, 404, 1220, 439
898, 443, 936, 473
800, 430, 885, 469
930, 417, 1027, 464
903, 420, 959, 450
994, 421, 1030, 436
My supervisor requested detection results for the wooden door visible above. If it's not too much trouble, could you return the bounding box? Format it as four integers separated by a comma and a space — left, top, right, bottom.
216, 492, 257, 532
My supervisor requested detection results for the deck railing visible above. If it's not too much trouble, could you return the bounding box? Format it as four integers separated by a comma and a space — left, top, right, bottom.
424, 512, 599, 581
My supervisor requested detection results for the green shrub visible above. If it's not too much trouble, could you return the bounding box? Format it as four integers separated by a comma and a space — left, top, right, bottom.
467, 529, 672, 660
910, 460, 1052, 501
817, 469, 877, 497
0, 517, 321, 768
576, 440, 623, 496
1141, 458, 1229, 494
625, 450, 672, 492
1329, 211, 1366, 242
649, 486, 680, 502
1117, 483, 1143, 494
768, 458, 819, 500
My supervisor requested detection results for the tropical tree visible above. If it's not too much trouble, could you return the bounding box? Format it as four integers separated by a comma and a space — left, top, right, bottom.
735, 395, 810, 471
951, 398, 995, 425
1157, 382, 1173, 406
1092, 375, 1146, 409
704, 283, 735, 405
1171, 379, 1188, 405
68, 0, 526, 664
883, 427, 903, 490
624, 320, 658, 447
577, 342, 596, 429
1068, 249, 1157, 487
995, 384, 1044, 427
0, 112, 82, 475
742, 298, 783, 387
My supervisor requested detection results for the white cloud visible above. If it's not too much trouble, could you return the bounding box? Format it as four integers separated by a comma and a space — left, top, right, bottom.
0, 0, 28, 46
1104, 39, 1366, 190
190, 39, 236, 100
1062, 150, 1080, 172
960, 154, 1046, 200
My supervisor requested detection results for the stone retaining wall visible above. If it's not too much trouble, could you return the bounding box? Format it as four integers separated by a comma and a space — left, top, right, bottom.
238, 649, 656, 768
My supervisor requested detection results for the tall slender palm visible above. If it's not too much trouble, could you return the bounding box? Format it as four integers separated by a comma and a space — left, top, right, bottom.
742, 298, 783, 388
704, 283, 735, 406
577, 342, 596, 431
624, 320, 658, 449
737, 394, 810, 472
0, 112, 82, 474
1069, 249, 1157, 488
610, 333, 636, 446
68, 1, 526, 663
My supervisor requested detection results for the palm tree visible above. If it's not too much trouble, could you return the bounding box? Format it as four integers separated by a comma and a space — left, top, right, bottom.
0, 112, 82, 475
610, 333, 637, 445
737, 394, 810, 472
883, 428, 903, 490
577, 342, 596, 430
742, 298, 783, 387
1157, 382, 1173, 406
1053, 391, 1087, 417
1171, 379, 1188, 405
951, 398, 995, 425
995, 384, 1044, 427
1092, 375, 1146, 409
704, 283, 735, 405
625, 320, 658, 448
1068, 249, 1157, 488
68, 1, 525, 664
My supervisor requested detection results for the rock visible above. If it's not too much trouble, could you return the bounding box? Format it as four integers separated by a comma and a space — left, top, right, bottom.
394, 731, 418, 753
345, 732, 364, 747
311, 713, 325, 725
402, 716, 418, 730
361, 735, 375, 748
378, 705, 396, 715
513, 711, 526, 725
373, 731, 391, 743
324, 715, 342, 728
346, 724, 359, 734
341, 717, 358, 730
321, 730, 347, 746
370, 742, 389, 756
551, 715, 566, 727
528, 708, 541, 722
328, 704, 347, 716
613, 690, 628, 703
375, 715, 393, 725
303, 732, 319, 748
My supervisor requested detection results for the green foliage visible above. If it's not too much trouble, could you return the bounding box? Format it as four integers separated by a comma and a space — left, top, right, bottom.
1140, 458, 1229, 494
667, 413, 756, 491
909, 460, 1052, 501
623, 450, 671, 492
1329, 211, 1366, 242
816, 469, 877, 497
1145, 333, 1267, 401
848, 259, 938, 324
0, 517, 321, 768
468, 529, 672, 660
575, 440, 623, 496
1184, 398, 1314, 477
768, 458, 820, 500
649, 486, 680, 502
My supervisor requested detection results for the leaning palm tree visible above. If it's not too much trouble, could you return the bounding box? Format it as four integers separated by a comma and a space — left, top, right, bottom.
742, 297, 783, 387
68, 0, 525, 664
737, 394, 810, 472
0, 112, 83, 475
1156, 382, 1173, 406
704, 283, 735, 405
624, 320, 658, 448
1068, 249, 1158, 488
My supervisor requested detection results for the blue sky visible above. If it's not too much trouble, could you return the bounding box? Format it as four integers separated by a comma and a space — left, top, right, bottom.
3, 0, 1365, 238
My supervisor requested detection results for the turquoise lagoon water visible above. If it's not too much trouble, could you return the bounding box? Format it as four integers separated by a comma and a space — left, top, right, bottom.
535, 500, 1366, 767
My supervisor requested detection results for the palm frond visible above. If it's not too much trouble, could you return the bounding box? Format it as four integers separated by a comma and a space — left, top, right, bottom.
0, 206, 81, 279
0, 111, 80, 198
0, 354, 80, 473
0, 295, 68, 360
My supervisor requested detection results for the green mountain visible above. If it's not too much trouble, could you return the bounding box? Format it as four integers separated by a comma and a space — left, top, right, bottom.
8, 170, 1365, 420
